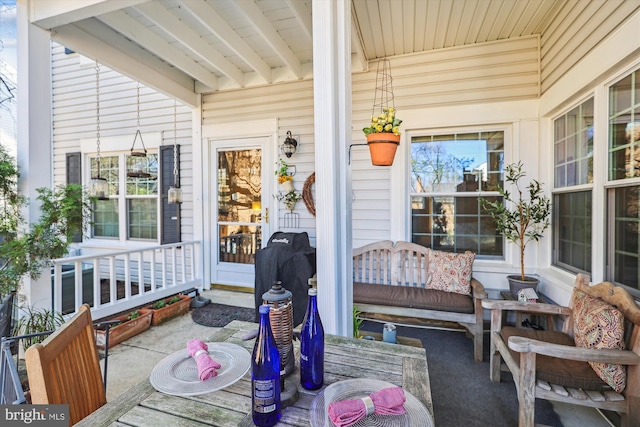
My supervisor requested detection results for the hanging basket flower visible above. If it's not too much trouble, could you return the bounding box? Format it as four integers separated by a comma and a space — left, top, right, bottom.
363, 59, 402, 167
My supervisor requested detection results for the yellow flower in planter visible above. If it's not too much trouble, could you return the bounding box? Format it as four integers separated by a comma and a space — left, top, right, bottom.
363, 106, 402, 136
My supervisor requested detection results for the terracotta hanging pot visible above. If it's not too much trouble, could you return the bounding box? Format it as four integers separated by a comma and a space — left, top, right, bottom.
366, 133, 400, 166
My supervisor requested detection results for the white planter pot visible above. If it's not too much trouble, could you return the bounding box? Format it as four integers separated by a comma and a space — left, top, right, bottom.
281, 180, 294, 193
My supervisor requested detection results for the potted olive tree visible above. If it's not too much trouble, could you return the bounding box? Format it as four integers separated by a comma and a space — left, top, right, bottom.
483, 161, 551, 297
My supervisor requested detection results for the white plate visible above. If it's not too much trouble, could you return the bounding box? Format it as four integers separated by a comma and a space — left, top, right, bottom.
150, 342, 250, 396
310, 379, 433, 427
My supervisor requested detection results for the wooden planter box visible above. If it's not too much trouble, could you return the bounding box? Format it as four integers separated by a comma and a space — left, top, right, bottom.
139, 294, 191, 326
95, 310, 152, 349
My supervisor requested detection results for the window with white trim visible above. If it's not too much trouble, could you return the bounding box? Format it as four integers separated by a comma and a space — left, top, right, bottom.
552, 98, 593, 274
89, 152, 159, 241
410, 130, 504, 256
608, 69, 640, 292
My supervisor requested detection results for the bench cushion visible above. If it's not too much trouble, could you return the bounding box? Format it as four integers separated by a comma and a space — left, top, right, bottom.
353, 282, 474, 314
501, 326, 607, 391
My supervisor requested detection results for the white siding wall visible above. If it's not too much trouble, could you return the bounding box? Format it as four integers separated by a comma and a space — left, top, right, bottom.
351, 36, 540, 247
51, 44, 194, 248
202, 80, 317, 241
202, 36, 539, 249
540, 0, 640, 94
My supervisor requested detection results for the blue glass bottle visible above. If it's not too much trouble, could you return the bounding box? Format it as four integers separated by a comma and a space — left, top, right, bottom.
300, 288, 324, 390
252, 304, 281, 427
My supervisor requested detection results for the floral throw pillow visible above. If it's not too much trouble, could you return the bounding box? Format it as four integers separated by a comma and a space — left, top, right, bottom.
573, 289, 626, 393
425, 250, 474, 295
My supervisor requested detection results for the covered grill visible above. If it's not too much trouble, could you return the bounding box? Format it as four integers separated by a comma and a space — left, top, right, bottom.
254, 232, 316, 326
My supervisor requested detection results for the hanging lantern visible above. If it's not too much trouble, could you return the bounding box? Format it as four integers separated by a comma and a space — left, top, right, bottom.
89, 61, 109, 200
127, 83, 150, 178
168, 98, 182, 204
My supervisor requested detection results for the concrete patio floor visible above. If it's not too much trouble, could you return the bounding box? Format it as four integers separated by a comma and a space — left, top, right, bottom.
101, 288, 614, 427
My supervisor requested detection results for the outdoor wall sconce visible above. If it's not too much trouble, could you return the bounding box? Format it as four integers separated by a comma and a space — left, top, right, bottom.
281, 131, 298, 158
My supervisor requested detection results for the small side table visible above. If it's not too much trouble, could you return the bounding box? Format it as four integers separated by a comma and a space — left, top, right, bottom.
499, 291, 557, 330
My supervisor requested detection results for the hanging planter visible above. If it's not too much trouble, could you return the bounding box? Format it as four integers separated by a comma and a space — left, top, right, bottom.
281, 179, 295, 193
366, 133, 400, 166
362, 59, 402, 167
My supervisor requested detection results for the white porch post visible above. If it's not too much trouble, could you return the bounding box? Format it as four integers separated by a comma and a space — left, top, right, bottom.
312, 0, 352, 336
16, 2, 53, 309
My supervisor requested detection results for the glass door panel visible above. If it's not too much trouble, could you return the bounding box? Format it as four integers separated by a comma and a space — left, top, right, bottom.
217, 149, 262, 265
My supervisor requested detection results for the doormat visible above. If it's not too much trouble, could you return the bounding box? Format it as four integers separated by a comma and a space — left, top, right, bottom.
191, 303, 256, 327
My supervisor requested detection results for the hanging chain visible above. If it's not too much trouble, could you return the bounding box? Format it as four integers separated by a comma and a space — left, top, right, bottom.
95, 61, 101, 170
136, 81, 140, 129
173, 98, 179, 186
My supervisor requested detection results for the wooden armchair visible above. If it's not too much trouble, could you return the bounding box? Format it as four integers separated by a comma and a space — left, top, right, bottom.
25, 304, 106, 425
482, 274, 640, 427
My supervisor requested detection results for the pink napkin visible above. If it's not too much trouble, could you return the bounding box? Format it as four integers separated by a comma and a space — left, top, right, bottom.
187, 339, 222, 381
328, 386, 406, 427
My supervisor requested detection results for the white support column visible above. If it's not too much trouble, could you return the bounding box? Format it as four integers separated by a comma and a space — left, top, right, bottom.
312, 0, 352, 337
192, 94, 207, 290
16, 2, 53, 309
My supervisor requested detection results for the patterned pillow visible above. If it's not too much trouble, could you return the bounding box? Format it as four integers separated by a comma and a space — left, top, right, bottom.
425, 250, 474, 295
572, 289, 626, 393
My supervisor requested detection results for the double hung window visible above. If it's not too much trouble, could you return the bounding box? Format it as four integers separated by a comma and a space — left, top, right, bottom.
552, 98, 593, 274
410, 131, 504, 256
90, 153, 159, 241
608, 69, 640, 291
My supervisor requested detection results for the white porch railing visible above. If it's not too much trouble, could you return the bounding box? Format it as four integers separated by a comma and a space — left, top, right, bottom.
51, 241, 202, 320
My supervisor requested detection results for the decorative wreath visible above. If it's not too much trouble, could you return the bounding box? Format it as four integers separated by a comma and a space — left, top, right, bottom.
302, 172, 316, 217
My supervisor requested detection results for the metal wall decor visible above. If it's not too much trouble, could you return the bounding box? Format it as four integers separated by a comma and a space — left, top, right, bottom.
127, 82, 150, 178
89, 61, 109, 200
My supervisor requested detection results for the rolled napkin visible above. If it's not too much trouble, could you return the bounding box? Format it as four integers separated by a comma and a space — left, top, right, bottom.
328, 386, 406, 427
187, 339, 222, 381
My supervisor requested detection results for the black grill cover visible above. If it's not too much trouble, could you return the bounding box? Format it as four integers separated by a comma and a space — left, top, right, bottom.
254, 232, 316, 326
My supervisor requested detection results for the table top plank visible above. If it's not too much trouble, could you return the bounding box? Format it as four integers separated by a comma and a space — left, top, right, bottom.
118, 405, 215, 427
403, 353, 434, 419
139, 392, 247, 426
190, 387, 252, 413
77, 320, 433, 427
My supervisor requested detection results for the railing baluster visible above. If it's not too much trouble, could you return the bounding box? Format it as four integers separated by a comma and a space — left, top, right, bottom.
151, 249, 157, 292
109, 256, 117, 304
161, 248, 167, 289
172, 246, 178, 286
138, 251, 145, 295
124, 254, 131, 300
74, 259, 83, 312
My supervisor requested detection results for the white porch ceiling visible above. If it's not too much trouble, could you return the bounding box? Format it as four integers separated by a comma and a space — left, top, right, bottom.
30, 0, 566, 106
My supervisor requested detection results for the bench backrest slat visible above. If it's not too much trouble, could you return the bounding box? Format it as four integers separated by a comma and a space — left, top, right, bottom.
353, 241, 429, 287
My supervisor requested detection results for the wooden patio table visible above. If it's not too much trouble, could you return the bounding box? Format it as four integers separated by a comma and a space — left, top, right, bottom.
77, 320, 433, 427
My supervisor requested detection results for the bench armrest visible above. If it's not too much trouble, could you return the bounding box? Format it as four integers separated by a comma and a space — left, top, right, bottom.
482, 299, 572, 316
471, 278, 487, 299
508, 336, 640, 365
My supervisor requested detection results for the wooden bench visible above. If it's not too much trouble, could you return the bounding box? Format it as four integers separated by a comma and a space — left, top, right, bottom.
352, 240, 487, 362
482, 274, 640, 427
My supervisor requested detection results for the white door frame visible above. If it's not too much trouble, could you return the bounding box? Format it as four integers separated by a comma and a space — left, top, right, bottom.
202, 119, 277, 288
